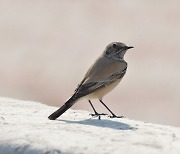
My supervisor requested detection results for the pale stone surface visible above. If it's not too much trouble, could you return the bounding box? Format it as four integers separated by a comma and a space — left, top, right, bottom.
0, 97, 180, 154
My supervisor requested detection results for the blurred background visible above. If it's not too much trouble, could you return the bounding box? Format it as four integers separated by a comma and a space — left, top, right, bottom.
0, 0, 180, 126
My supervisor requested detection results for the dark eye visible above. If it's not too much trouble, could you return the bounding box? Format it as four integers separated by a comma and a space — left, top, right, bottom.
112, 43, 117, 49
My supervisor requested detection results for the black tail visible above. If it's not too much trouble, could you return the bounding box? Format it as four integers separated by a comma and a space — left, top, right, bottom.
48, 96, 77, 120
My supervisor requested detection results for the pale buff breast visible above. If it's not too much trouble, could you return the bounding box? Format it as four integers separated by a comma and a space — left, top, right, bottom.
84, 78, 122, 100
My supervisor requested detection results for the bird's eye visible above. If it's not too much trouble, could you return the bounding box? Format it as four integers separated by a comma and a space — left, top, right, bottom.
112, 43, 117, 49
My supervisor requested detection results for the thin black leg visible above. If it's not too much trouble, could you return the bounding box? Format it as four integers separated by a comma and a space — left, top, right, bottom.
99, 100, 124, 118
88, 100, 107, 117
88, 100, 98, 115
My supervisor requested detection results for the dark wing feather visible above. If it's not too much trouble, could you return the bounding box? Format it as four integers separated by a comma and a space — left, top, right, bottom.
73, 67, 127, 98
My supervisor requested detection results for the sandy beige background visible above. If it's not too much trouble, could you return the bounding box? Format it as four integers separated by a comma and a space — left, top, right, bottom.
0, 0, 180, 126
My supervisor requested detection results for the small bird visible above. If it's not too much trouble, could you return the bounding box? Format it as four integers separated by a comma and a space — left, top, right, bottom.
48, 42, 133, 120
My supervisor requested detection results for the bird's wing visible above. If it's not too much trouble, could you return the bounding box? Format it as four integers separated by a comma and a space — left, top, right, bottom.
73, 56, 127, 98
74, 68, 127, 98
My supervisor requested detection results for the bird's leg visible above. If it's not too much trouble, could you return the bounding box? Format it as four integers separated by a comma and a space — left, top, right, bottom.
88, 100, 107, 117
88, 100, 98, 115
99, 100, 124, 118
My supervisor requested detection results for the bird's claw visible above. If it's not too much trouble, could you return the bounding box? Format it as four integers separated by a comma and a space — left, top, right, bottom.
90, 113, 108, 117
90, 113, 108, 120
109, 115, 125, 118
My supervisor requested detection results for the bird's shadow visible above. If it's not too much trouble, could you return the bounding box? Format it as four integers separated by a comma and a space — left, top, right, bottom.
58, 118, 136, 130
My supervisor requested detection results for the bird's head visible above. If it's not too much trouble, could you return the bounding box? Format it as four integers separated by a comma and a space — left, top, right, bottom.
104, 42, 133, 60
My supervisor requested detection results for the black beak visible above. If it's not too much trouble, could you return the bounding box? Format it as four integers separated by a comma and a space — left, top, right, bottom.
125, 46, 134, 50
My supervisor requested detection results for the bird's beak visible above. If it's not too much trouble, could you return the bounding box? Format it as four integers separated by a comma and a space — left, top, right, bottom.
122, 46, 134, 50
126, 46, 134, 50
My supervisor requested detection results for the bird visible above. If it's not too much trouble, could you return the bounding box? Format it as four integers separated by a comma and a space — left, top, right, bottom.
48, 42, 133, 120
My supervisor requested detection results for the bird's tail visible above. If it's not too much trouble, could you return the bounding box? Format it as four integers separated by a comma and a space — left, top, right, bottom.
48, 96, 77, 120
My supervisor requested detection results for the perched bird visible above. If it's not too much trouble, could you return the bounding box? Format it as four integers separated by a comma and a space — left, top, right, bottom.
48, 42, 133, 120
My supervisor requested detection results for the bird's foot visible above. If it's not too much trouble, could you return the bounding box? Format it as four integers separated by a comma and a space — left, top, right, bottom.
90, 113, 108, 117
109, 114, 125, 118
90, 113, 108, 120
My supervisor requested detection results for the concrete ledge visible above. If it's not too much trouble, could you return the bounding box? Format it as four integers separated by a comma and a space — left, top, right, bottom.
0, 97, 180, 154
